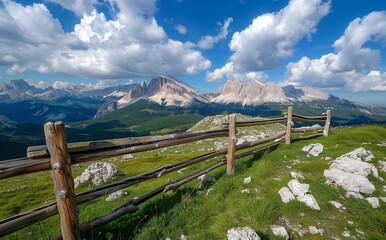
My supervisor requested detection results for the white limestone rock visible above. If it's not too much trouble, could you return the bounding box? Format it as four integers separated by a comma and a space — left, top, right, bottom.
180, 234, 188, 240
278, 187, 295, 203
122, 154, 134, 161
290, 171, 305, 180
342, 231, 351, 238
297, 194, 320, 210
345, 191, 364, 199
106, 190, 128, 201
270, 225, 289, 240
241, 189, 250, 194
198, 174, 216, 188
74, 162, 124, 188
288, 179, 310, 197
379, 161, 386, 172
329, 201, 343, 209
366, 197, 380, 208
302, 143, 323, 157
227, 227, 260, 240
244, 176, 252, 184
379, 197, 386, 203
309, 226, 319, 234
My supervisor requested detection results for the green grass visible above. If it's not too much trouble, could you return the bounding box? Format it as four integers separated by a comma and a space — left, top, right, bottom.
0, 124, 385, 239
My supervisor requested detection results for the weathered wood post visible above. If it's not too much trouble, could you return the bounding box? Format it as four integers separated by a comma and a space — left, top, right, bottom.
226, 114, 236, 175
285, 106, 293, 145
44, 122, 80, 240
323, 110, 331, 137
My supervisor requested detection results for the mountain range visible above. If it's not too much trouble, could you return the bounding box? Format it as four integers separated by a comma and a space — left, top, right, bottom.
0, 76, 385, 125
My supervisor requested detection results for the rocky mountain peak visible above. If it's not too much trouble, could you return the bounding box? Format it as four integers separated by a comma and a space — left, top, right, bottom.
9, 79, 34, 92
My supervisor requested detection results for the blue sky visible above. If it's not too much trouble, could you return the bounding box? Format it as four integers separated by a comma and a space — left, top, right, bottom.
0, 0, 385, 104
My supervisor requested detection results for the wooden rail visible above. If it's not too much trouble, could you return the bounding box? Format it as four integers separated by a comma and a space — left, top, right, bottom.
0, 107, 331, 239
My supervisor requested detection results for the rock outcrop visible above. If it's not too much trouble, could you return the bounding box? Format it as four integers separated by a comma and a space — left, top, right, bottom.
74, 162, 124, 188
324, 148, 377, 195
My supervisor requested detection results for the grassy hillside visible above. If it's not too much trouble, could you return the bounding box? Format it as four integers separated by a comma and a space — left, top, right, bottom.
0, 123, 385, 239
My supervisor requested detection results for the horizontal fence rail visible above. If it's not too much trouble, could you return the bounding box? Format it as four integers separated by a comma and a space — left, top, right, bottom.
0, 107, 331, 239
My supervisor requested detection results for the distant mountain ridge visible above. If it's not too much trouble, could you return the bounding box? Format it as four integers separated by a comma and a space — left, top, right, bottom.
0, 76, 385, 125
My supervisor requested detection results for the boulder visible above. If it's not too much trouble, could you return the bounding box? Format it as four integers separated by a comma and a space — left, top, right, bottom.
329, 200, 343, 209
270, 225, 289, 240
106, 190, 128, 201
309, 226, 319, 235
297, 194, 320, 210
198, 174, 216, 188
301, 143, 323, 157
180, 234, 188, 240
74, 162, 124, 188
278, 187, 295, 203
366, 197, 380, 208
241, 189, 250, 194
288, 179, 310, 197
227, 227, 260, 240
345, 191, 364, 199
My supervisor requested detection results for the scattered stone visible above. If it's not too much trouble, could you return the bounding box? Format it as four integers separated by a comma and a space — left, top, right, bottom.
345, 191, 364, 199
72, 164, 84, 168
166, 238, 171, 240
74, 162, 124, 188
270, 225, 289, 240
342, 231, 351, 238
278, 187, 295, 203
227, 227, 260, 240
241, 189, 250, 194
302, 143, 323, 157
362, 142, 371, 145
291, 159, 301, 165
106, 190, 128, 201
355, 229, 364, 235
379, 161, 386, 172
244, 176, 251, 184
290, 171, 305, 180
366, 197, 380, 208
348, 221, 354, 225
383, 186, 386, 192
197, 174, 216, 188
376, 141, 386, 147
178, 170, 184, 175
288, 179, 310, 197
309, 226, 319, 235
379, 197, 386, 203
297, 194, 320, 210
329, 200, 343, 209
300, 212, 305, 217
7, 185, 27, 192
325, 157, 332, 160
121, 154, 134, 161
180, 234, 188, 240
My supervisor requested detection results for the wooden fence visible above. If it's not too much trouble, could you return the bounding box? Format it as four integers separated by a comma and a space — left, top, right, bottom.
0, 107, 331, 239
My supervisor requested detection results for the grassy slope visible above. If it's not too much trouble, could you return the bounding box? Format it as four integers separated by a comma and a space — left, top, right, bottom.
0, 124, 385, 239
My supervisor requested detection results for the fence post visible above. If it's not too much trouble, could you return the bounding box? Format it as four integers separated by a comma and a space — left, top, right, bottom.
323, 110, 331, 137
226, 114, 236, 175
285, 106, 293, 145
44, 122, 80, 240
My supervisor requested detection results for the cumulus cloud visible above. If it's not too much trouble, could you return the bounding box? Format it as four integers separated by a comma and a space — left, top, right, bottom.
174, 24, 187, 34
197, 17, 233, 50
206, 0, 330, 83
0, 0, 211, 81
44, 0, 98, 16
285, 11, 386, 92
206, 62, 267, 83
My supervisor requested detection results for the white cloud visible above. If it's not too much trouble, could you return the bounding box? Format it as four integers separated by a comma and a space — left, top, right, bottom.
197, 17, 233, 50
228, 0, 330, 72
174, 24, 187, 34
44, 0, 97, 16
206, 0, 330, 83
284, 11, 386, 92
206, 62, 267, 83
0, 0, 211, 82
